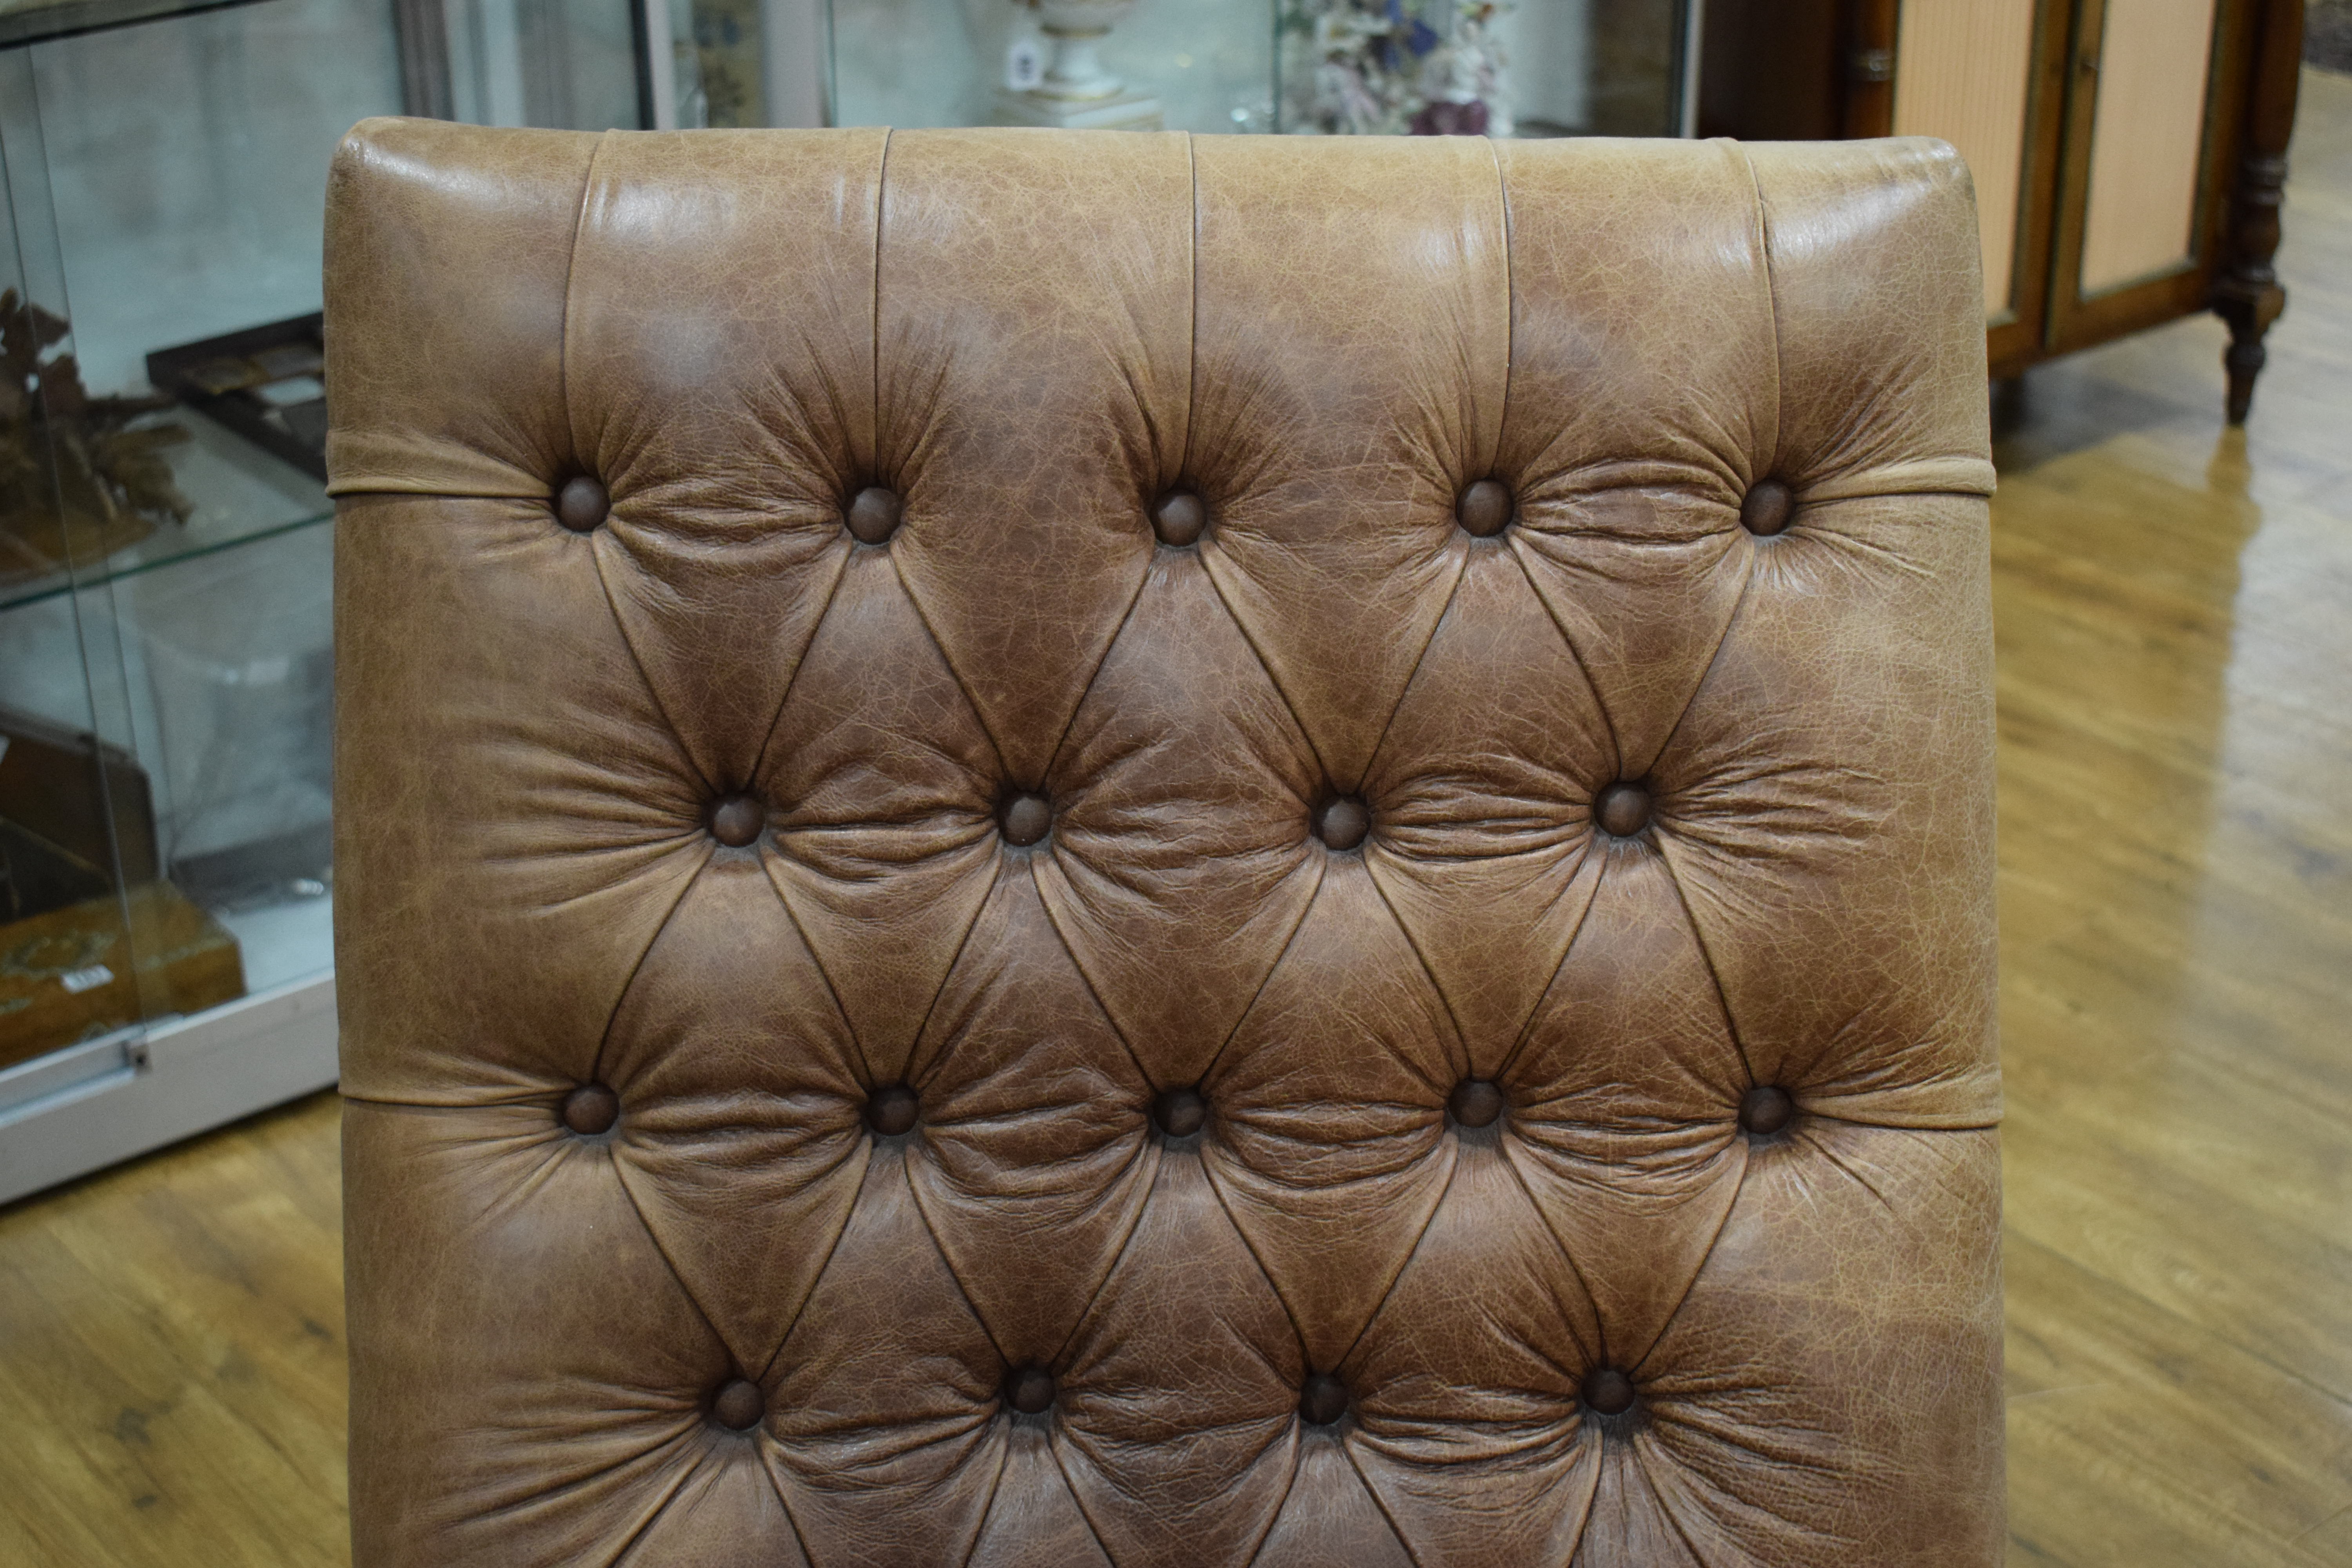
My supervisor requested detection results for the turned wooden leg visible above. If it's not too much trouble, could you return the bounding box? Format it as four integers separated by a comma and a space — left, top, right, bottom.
2212, 0, 2305, 425
2214, 151, 2288, 426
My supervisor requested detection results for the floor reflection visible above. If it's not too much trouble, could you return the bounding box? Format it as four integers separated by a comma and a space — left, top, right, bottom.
1990, 72, 2352, 1562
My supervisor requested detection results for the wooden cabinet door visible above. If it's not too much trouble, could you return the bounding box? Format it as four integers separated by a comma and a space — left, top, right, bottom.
2046, 0, 2255, 354
1891, 0, 2075, 373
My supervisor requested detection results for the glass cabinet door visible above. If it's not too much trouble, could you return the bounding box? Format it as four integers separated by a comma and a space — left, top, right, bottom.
824, 0, 1694, 138
0, 0, 648, 1198
3, 2, 378, 1085
417, 0, 646, 129
1279, 0, 1693, 137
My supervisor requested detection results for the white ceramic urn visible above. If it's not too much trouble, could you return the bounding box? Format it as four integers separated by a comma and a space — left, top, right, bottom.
1030, 0, 1139, 100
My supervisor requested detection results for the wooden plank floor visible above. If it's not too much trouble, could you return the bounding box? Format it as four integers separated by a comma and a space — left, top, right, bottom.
1991, 67, 2352, 1566
2, 73, 2348, 1568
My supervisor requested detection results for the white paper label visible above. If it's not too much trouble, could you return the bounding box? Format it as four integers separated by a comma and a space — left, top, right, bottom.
60, 964, 114, 995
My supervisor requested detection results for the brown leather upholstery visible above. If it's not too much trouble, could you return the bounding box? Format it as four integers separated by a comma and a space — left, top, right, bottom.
327, 118, 2003, 1566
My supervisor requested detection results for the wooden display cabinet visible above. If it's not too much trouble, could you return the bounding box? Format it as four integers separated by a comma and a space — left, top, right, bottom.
1699, 0, 2306, 421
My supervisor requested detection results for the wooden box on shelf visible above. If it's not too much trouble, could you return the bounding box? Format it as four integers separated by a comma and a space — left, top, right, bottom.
0, 882, 246, 1073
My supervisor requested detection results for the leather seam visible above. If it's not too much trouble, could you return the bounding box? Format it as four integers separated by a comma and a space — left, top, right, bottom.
1357, 536, 1470, 806
1490, 851, 1605, 1084
1042, 1406, 1122, 1565
1036, 543, 1152, 793
1341, 1438, 1434, 1568
586, 543, 714, 797
1027, 848, 1160, 1094
606, 1149, 736, 1362
953, 1428, 1015, 1568
753, 1136, 877, 1382
1499, 530, 1625, 774
1626, 1151, 1747, 1383
1356, 857, 1472, 1094
745, 543, 852, 783
560, 131, 608, 473
895, 1140, 1024, 1379
1484, 132, 1514, 481
754, 849, 878, 1088
1733, 140, 1784, 481
1326, 1134, 1461, 1373
1619, 1170, 1747, 1388
1193, 552, 1340, 793
1646, 831, 1759, 1087
1195, 1145, 1321, 1379
893, 850, 1001, 1086
1238, 1442, 1305, 1568
1493, 1137, 1609, 1372
1045, 1137, 1165, 1376
753, 1444, 822, 1566
887, 549, 1014, 784
1635, 534, 1759, 800
1350, 543, 1472, 798
1227, 1420, 1304, 1568
1193, 851, 1327, 1090
584, 839, 711, 1092
597, 1446, 702, 1568
872, 126, 891, 484
1048, 1132, 1160, 1372
1183, 128, 1199, 485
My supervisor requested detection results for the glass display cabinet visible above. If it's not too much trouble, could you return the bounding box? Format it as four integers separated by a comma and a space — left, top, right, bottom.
0, 0, 657, 1203
0, 0, 1690, 1203
824, 0, 1699, 139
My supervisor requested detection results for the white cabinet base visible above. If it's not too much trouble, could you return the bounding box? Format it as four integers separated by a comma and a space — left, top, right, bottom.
0, 973, 338, 1209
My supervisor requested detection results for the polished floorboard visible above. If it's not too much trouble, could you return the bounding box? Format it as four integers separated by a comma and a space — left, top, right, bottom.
2, 73, 2349, 1567
1989, 67, 2352, 1566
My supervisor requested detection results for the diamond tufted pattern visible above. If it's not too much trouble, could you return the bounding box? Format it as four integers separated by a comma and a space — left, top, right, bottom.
327, 118, 2003, 1567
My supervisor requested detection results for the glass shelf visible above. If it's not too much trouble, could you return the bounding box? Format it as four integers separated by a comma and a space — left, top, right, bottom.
0, 0, 266, 49
2, 490, 336, 1045
0, 409, 331, 615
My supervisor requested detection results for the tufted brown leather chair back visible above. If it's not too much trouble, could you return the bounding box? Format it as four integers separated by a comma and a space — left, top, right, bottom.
327, 119, 2002, 1566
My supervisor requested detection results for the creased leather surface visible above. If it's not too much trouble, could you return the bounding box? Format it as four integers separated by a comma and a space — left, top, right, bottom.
330, 118, 2002, 1568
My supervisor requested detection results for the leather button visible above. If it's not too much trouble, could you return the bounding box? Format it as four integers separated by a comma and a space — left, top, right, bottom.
1457, 478, 1514, 537
1582, 1367, 1636, 1416
1594, 781, 1652, 838
846, 486, 902, 544
1005, 1365, 1056, 1415
555, 475, 608, 532
1314, 796, 1369, 851
1299, 1372, 1349, 1426
712, 1377, 765, 1432
1152, 1087, 1207, 1138
706, 792, 765, 848
1000, 792, 1053, 848
1740, 1084, 1795, 1136
1152, 490, 1207, 547
559, 1083, 618, 1136
1741, 478, 1796, 537
1448, 1077, 1504, 1129
866, 1084, 919, 1137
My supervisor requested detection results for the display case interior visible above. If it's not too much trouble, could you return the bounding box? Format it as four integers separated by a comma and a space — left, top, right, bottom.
1, 4, 363, 1083
823, 0, 1695, 139
1, 0, 1693, 1192
0, 0, 648, 1198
